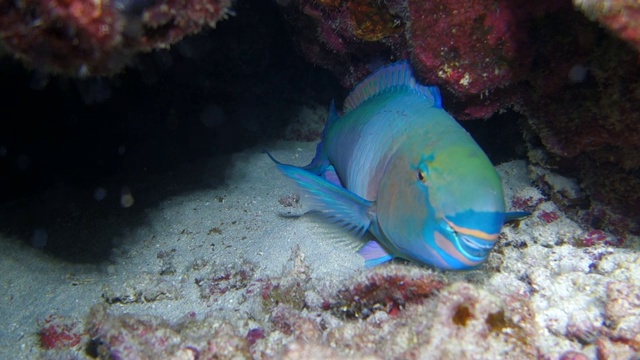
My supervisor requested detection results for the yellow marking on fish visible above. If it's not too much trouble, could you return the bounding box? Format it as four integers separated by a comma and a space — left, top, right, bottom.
434, 231, 483, 267
444, 218, 499, 241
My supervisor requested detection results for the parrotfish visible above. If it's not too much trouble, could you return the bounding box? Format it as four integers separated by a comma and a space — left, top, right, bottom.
267, 61, 525, 270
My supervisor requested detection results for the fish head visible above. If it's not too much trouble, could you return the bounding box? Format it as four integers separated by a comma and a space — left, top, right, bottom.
376, 141, 506, 270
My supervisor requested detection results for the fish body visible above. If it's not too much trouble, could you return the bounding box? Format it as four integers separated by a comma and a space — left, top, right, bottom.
268, 61, 524, 270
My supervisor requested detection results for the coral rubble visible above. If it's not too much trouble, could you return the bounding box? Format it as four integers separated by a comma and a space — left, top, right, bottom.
87, 305, 251, 359
30, 160, 640, 359
75, 246, 640, 359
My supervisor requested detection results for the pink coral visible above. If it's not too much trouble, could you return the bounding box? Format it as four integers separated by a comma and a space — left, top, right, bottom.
38, 314, 85, 350
327, 267, 445, 320
579, 230, 622, 247
538, 210, 561, 223
407, 0, 534, 95
512, 195, 544, 212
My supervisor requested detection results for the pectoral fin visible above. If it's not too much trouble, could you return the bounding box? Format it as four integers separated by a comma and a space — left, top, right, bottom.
276, 163, 374, 237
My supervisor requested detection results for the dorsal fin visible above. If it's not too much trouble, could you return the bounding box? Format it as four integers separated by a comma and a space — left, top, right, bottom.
325, 100, 340, 130
343, 60, 443, 113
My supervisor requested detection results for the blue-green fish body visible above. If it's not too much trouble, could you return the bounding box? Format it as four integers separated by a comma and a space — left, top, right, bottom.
268, 61, 524, 270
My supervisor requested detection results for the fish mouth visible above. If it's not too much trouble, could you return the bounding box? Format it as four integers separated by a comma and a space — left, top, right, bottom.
455, 234, 495, 259
443, 218, 499, 261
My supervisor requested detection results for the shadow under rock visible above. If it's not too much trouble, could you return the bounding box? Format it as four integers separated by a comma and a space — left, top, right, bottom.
0, 0, 341, 263
0, 152, 234, 263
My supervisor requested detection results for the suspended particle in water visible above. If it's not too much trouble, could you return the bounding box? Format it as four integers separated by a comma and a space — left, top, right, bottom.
120, 187, 135, 208
94, 187, 107, 201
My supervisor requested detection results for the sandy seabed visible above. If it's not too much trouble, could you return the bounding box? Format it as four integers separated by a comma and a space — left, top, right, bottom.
0, 141, 638, 359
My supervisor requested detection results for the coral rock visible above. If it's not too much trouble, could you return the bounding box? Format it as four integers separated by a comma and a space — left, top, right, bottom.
416, 282, 537, 358
327, 265, 445, 320
38, 314, 85, 350
407, 0, 536, 96
604, 281, 640, 350
0, 0, 233, 75
574, 0, 640, 52
86, 305, 251, 359
596, 337, 639, 360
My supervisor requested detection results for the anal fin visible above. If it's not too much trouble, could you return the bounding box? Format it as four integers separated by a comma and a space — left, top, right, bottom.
358, 240, 394, 267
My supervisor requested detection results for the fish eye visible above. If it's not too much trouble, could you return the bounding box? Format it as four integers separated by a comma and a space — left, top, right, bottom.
417, 170, 426, 183
416, 156, 432, 184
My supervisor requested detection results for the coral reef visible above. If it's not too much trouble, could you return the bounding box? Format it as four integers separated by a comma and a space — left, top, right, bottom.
406, 0, 558, 118
276, 0, 640, 235
277, 0, 408, 89
0, 0, 233, 75
276, 0, 564, 118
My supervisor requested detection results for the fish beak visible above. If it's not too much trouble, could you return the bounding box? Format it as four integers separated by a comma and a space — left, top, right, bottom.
441, 218, 500, 261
